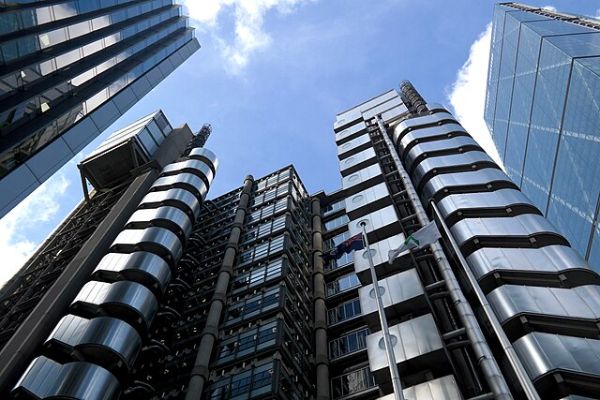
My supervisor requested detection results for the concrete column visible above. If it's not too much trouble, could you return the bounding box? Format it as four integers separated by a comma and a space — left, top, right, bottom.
311, 198, 330, 400
185, 175, 254, 400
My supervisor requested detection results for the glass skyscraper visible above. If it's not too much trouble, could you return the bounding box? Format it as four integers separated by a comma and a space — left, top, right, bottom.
0, 0, 199, 218
485, 3, 600, 268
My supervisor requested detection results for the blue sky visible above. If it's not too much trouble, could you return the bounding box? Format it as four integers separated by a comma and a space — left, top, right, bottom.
1, 0, 599, 285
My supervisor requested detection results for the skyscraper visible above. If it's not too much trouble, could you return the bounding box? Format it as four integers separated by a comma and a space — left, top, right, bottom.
484, 3, 600, 268
4, 83, 600, 399
0, 0, 200, 218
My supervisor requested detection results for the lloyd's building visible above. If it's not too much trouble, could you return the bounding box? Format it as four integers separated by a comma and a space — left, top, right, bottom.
1, 82, 600, 399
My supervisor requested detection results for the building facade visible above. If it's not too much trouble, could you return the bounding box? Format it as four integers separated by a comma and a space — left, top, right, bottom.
484, 3, 600, 268
0, 0, 199, 218
4, 83, 600, 399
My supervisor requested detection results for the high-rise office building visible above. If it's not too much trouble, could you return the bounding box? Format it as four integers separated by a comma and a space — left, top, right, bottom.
4, 83, 600, 399
0, 0, 200, 218
484, 3, 600, 267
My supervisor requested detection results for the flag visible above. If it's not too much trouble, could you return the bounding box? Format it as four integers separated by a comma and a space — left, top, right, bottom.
388, 220, 441, 264
321, 233, 365, 262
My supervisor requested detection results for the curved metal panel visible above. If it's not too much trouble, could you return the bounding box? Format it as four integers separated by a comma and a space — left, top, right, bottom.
138, 187, 201, 220
422, 168, 517, 204
367, 314, 443, 373
150, 173, 208, 200
337, 133, 371, 160
161, 159, 214, 186
12, 356, 120, 400
126, 206, 192, 241
71, 280, 158, 333
92, 252, 172, 296
397, 123, 467, 158
466, 245, 596, 293
412, 150, 497, 191
359, 269, 426, 328
393, 111, 456, 143
405, 135, 481, 173
377, 375, 463, 400
450, 214, 568, 256
488, 285, 600, 336
339, 147, 377, 177
335, 121, 367, 145
514, 332, 600, 386
342, 163, 384, 191
111, 227, 183, 264
45, 315, 142, 372
345, 182, 391, 219
188, 147, 218, 173
438, 188, 540, 226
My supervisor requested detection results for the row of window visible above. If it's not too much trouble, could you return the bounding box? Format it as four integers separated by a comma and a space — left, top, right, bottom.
251, 182, 290, 207
238, 235, 285, 266
209, 361, 274, 400
1, 29, 193, 175
231, 259, 284, 293
0, 0, 173, 65
331, 366, 376, 399
326, 273, 360, 297
242, 215, 287, 245
255, 168, 292, 193
328, 327, 369, 359
323, 199, 345, 216
224, 287, 281, 328
324, 214, 349, 231
246, 198, 288, 224
216, 320, 279, 365
327, 297, 361, 325
5, 16, 186, 127
0, 0, 134, 35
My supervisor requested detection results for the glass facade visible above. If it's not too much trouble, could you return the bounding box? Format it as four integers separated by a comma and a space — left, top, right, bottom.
485, 4, 600, 269
0, 0, 199, 217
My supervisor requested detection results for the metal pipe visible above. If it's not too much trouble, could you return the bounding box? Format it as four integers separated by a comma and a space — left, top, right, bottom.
185, 175, 254, 399
431, 201, 540, 400
311, 198, 330, 400
361, 221, 405, 400
375, 114, 513, 400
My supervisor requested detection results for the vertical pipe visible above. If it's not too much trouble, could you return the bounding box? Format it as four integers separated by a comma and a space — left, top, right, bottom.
361, 222, 405, 400
185, 175, 254, 400
310, 198, 330, 400
375, 114, 513, 400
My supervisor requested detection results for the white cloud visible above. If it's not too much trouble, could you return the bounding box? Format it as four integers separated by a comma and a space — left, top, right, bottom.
182, 0, 315, 73
0, 172, 71, 287
447, 23, 503, 167
595, 9, 600, 19
542, 5, 557, 12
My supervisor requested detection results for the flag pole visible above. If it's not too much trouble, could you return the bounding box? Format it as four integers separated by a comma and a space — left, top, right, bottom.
360, 221, 405, 400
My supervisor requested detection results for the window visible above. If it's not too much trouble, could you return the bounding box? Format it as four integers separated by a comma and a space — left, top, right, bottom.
247, 198, 288, 223
331, 366, 376, 399
329, 327, 369, 359
325, 231, 355, 270
242, 215, 287, 244
238, 235, 286, 266
252, 183, 290, 206
326, 274, 360, 297
323, 199, 345, 216
327, 298, 361, 325
324, 214, 349, 231
209, 362, 274, 400
232, 259, 284, 292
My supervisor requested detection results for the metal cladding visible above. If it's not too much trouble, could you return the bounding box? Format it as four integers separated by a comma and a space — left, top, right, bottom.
91, 252, 173, 296
13, 146, 217, 398
394, 101, 600, 398
377, 375, 463, 400
12, 357, 120, 400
